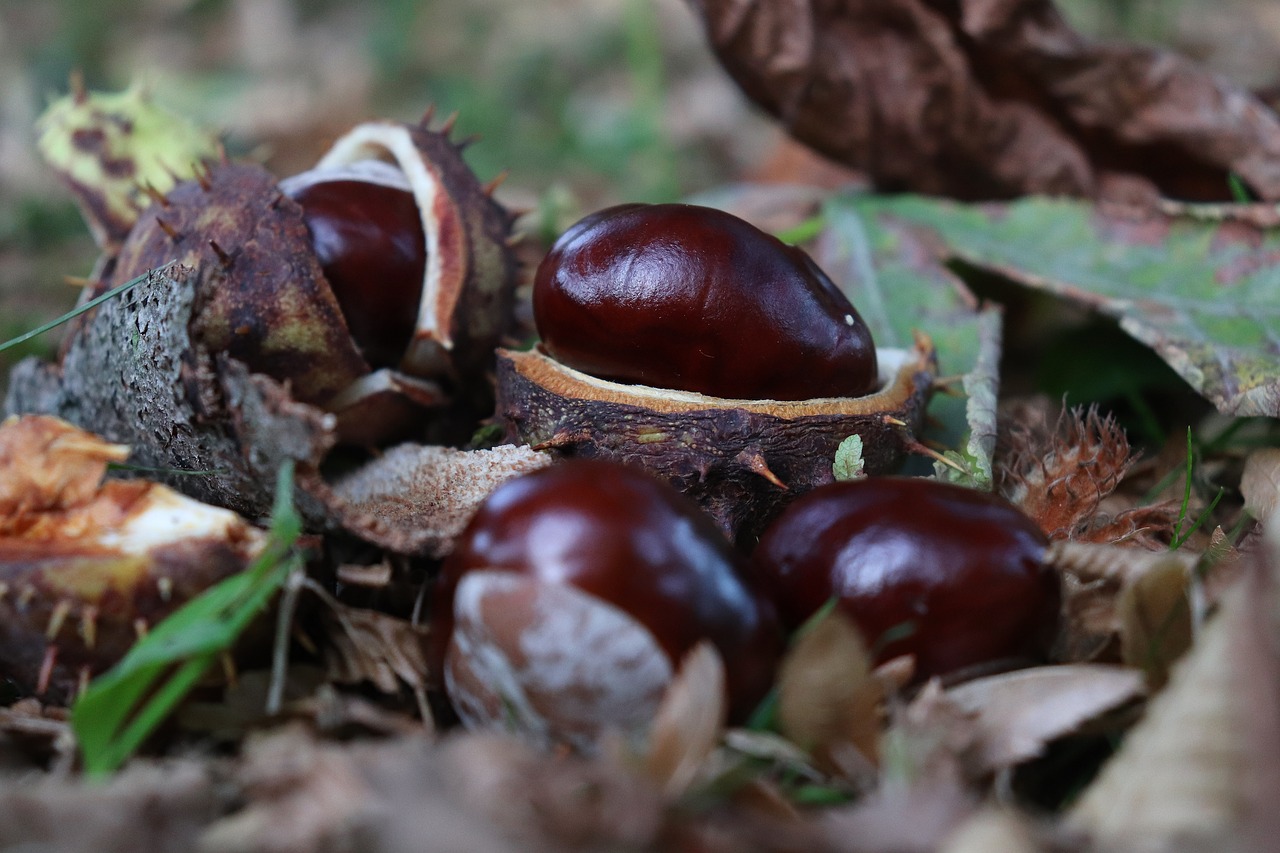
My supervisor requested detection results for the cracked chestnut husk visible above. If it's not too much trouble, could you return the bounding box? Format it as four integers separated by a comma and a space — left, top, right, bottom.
6, 100, 537, 552
497, 203, 936, 543
0, 415, 268, 703
106, 116, 517, 446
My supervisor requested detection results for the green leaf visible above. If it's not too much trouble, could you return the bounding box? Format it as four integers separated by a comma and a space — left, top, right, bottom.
72, 461, 302, 777
813, 195, 1001, 476
832, 434, 865, 481
850, 195, 1280, 417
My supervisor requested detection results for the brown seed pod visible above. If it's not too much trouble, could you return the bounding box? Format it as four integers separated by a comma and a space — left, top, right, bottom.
0, 415, 267, 703
496, 341, 935, 543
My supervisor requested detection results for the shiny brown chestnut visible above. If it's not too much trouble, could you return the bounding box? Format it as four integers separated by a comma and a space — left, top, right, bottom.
751, 477, 1059, 681
435, 458, 783, 732
283, 164, 425, 369
533, 203, 878, 401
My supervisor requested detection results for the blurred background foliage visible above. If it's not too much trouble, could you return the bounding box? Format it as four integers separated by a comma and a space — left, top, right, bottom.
2, 0, 1279, 430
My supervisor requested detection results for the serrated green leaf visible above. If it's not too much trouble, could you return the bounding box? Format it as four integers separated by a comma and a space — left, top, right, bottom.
853, 195, 1280, 417
832, 434, 865, 481
814, 195, 1000, 476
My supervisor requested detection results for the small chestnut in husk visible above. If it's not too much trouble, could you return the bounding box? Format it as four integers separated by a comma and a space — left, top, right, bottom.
282, 163, 425, 369
751, 477, 1060, 681
533, 203, 878, 401
435, 459, 783, 744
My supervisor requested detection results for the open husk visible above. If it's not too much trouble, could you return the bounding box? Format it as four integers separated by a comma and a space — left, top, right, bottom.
495, 339, 936, 542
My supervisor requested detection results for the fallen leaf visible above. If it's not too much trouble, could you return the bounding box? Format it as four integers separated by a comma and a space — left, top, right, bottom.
690, 0, 1280, 201
1069, 530, 1280, 850
844, 194, 1280, 417
945, 665, 1145, 773
777, 610, 883, 773
938, 809, 1042, 853
644, 641, 727, 798
1117, 560, 1193, 690
1241, 448, 1280, 524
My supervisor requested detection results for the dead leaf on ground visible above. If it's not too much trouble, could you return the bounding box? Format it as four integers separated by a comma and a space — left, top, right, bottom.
777, 610, 883, 776
314, 589, 432, 712
643, 641, 727, 799
945, 665, 1145, 773
1069, 528, 1280, 851
1241, 448, 1280, 524
690, 0, 1280, 202
1117, 561, 1194, 690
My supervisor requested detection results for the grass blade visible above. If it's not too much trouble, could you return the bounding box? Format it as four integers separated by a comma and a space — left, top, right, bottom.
73, 460, 301, 777
0, 262, 174, 355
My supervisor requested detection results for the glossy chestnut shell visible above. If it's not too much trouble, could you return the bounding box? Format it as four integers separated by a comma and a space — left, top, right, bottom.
436, 458, 783, 719
287, 177, 425, 369
533, 203, 878, 401
751, 477, 1059, 680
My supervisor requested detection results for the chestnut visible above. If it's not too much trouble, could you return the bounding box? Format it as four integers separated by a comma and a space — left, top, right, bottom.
751, 477, 1060, 680
281, 162, 426, 369
435, 458, 783, 743
532, 203, 878, 401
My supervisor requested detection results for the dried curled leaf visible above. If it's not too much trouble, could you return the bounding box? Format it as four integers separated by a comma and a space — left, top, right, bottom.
690, 0, 1280, 201
777, 610, 882, 773
1117, 561, 1193, 690
1242, 448, 1280, 525
1069, 537, 1280, 850
643, 641, 726, 799
945, 665, 1144, 773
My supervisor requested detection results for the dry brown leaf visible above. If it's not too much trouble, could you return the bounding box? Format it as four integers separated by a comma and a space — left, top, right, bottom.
1117, 560, 1193, 690
199, 729, 373, 853
442, 732, 665, 850
690, 0, 1280, 202
883, 681, 982, 788
777, 610, 883, 772
1069, 528, 1280, 850
317, 594, 431, 702
945, 665, 1144, 773
644, 641, 727, 798
1241, 448, 1280, 524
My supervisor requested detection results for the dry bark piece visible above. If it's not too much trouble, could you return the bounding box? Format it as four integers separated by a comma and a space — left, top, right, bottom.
495, 341, 935, 542
0, 415, 267, 703
690, 0, 1280, 201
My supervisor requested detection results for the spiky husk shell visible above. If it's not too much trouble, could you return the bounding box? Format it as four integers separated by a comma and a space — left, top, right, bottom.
495, 342, 936, 543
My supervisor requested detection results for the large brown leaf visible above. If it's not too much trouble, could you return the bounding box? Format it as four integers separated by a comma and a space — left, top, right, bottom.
689, 0, 1280, 201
